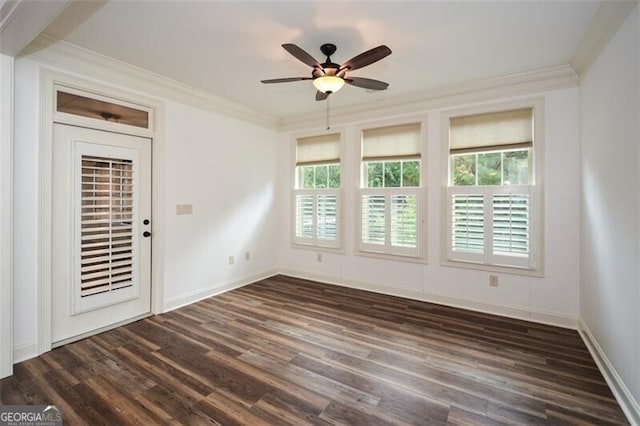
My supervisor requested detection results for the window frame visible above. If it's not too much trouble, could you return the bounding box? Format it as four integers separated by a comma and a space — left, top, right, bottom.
291, 130, 344, 252
441, 99, 545, 276
356, 118, 427, 262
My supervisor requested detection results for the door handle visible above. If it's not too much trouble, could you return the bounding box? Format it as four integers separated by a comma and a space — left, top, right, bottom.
143, 231, 152, 238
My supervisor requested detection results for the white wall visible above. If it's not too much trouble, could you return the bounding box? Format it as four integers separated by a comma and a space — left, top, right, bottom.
162, 100, 280, 309
11, 56, 281, 358
0, 53, 14, 378
279, 87, 581, 328
579, 4, 639, 420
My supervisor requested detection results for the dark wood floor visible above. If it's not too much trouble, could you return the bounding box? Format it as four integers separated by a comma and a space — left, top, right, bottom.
0, 275, 628, 425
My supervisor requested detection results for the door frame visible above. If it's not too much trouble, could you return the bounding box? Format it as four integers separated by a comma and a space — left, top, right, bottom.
38, 69, 165, 354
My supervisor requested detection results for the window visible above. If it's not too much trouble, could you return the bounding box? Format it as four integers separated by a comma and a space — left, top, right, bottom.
446, 107, 540, 270
359, 123, 423, 258
56, 90, 150, 129
293, 133, 341, 248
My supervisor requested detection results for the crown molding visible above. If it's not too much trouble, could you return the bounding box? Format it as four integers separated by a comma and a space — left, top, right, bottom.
21, 34, 279, 130
279, 65, 579, 131
0, 1, 21, 30
0, 0, 71, 56
571, 1, 638, 79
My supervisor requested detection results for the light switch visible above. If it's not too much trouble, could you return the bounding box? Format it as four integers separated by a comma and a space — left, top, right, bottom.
176, 204, 193, 215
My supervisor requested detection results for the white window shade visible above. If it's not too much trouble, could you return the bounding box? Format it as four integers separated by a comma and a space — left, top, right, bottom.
450, 108, 532, 153
296, 133, 341, 165
362, 123, 421, 161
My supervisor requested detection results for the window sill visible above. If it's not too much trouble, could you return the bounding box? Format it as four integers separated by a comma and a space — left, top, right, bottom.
291, 242, 345, 255
356, 249, 427, 264
440, 258, 544, 277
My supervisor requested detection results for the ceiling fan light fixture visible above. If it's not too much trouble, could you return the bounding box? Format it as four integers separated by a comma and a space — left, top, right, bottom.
313, 75, 345, 94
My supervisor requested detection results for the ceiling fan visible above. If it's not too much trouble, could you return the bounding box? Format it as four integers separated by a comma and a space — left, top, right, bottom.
261, 43, 392, 101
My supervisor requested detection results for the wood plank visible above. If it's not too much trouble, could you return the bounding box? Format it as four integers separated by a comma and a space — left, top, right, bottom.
205, 350, 330, 412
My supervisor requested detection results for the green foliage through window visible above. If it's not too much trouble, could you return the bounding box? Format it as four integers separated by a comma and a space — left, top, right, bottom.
365, 160, 420, 188
451, 148, 530, 186
299, 163, 340, 189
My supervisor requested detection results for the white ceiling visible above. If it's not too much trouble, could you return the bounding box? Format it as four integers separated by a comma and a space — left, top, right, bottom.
42, 1, 603, 119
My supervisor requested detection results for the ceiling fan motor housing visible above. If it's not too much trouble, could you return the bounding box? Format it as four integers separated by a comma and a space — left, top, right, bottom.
320, 43, 337, 57
315, 43, 341, 77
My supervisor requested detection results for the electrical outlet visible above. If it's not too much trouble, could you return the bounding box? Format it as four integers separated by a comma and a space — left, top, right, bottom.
228, 255, 234, 265
317, 253, 323, 262
245, 251, 250, 261
489, 275, 499, 287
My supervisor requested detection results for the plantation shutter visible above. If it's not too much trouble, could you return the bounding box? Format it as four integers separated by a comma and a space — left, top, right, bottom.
492, 193, 529, 256
295, 193, 314, 240
79, 155, 134, 297
446, 185, 536, 268
296, 133, 341, 166
293, 190, 340, 248
489, 186, 535, 268
451, 193, 484, 255
450, 108, 533, 154
317, 194, 338, 240
361, 194, 386, 246
390, 194, 418, 248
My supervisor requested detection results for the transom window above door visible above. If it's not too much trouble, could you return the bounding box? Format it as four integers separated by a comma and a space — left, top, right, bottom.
55, 87, 152, 130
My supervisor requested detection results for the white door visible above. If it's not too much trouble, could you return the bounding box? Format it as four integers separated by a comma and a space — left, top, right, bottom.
52, 124, 152, 345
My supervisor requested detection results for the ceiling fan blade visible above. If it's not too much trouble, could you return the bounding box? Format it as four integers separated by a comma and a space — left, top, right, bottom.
261, 77, 312, 84
315, 91, 329, 101
345, 77, 389, 91
282, 43, 321, 68
340, 45, 392, 71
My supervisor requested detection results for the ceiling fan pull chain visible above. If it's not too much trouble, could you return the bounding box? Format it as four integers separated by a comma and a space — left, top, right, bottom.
326, 97, 331, 130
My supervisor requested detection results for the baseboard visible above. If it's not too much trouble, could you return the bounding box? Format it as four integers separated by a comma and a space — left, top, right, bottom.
578, 319, 640, 426
163, 269, 279, 312
13, 340, 38, 364
278, 268, 578, 329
